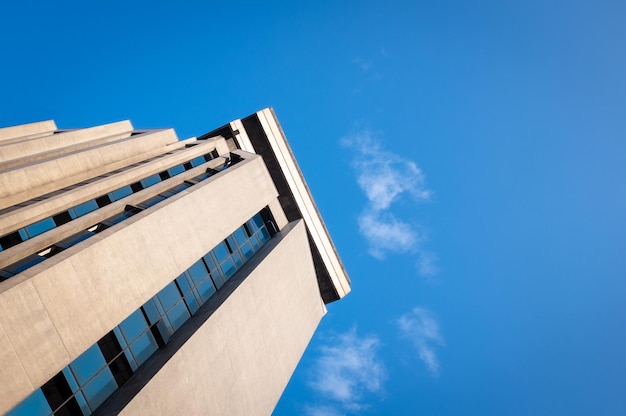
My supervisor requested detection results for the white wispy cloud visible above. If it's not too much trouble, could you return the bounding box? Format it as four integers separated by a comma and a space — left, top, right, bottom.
416, 251, 440, 278
304, 404, 345, 416
307, 329, 386, 414
397, 307, 444, 377
358, 210, 417, 259
353, 57, 372, 72
341, 130, 433, 264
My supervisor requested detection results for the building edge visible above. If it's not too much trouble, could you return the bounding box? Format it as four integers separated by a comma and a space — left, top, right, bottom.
199, 107, 351, 303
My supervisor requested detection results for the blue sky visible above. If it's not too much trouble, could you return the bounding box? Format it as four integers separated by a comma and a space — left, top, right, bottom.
2, 1, 626, 415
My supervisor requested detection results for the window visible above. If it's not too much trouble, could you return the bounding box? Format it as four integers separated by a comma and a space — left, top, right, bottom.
117, 310, 159, 368
68, 345, 118, 411
140, 174, 161, 188
8, 211, 273, 415
97, 333, 133, 386
129, 182, 143, 193
95, 195, 112, 208
22, 217, 56, 239
0, 231, 22, 251
7, 388, 52, 416
73, 200, 99, 217
0, 150, 227, 256
109, 186, 132, 201
52, 211, 72, 226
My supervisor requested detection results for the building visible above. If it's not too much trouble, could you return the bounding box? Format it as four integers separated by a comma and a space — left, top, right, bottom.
0, 108, 350, 415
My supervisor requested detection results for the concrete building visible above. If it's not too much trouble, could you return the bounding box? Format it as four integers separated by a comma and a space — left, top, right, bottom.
0, 108, 350, 415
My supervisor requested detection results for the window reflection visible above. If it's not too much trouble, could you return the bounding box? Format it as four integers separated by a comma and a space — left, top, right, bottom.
7, 389, 51, 416
69, 344, 108, 386
0, 152, 221, 256
7, 212, 272, 416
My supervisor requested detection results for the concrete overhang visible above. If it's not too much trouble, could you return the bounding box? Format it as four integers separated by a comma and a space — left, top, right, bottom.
199, 108, 351, 303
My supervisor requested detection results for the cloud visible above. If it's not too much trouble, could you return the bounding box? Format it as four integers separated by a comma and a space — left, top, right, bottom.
341, 130, 433, 261
304, 404, 345, 416
342, 132, 431, 209
397, 307, 444, 377
307, 329, 386, 413
358, 210, 417, 259
416, 251, 440, 278
353, 57, 372, 72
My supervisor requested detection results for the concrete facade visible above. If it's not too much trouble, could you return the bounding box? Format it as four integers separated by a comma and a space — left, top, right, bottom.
0, 109, 350, 415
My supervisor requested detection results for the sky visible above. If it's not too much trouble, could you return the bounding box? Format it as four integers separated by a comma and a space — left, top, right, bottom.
2, 1, 626, 415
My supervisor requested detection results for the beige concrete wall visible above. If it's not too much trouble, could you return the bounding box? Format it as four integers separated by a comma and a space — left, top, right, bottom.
119, 220, 325, 416
0, 154, 229, 270
0, 121, 133, 168
0, 120, 57, 143
0, 137, 225, 238
0, 129, 180, 210
0, 155, 280, 414
255, 108, 351, 297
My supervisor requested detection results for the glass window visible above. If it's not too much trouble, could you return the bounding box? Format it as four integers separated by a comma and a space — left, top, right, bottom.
25, 217, 56, 238
167, 164, 185, 176
159, 182, 191, 198
221, 258, 236, 280
190, 156, 206, 167
176, 274, 191, 294
166, 302, 190, 332
259, 227, 270, 242
184, 293, 200, 314
54, 397, 84, 416
6, 389, 51, 416
81, 367, 117, 411
140, 174, 161, 188
243, 223, 252, 237
123, 349, 138, 372
210, 270, 225, 290
213, 242, 230, 262
196, 172, 213, 181
250, 236, 261, 250
232, 251, 244, 268
3, 254, 46, 276
73, 391, 90, 415
226, 236, 239, 252
53, 211, 73, 226
63, 367, 79, 392
130, 182, 143, 193
233, 228, 248, 245
110, 186, 133, 201
108, 354, 134, 387
69, 344, 107, 386
102, 209, 136, 227
95, 195, 112, 208
187, 259, 209, 284
202, 253, 217, 271
252, 214, 264, 231
6, 211, 275, 416
74, 199, 99, 217
141, 300, 161, 325
197, 278, 217, 302
137, 194, 165, 209
56, 230, 93, 249
155, 320, 173, 343
0, 231, 23, 251
157, 282, 182, 311
240, 241, 254, 260
40, 372, 74, 412
119, 310, 149, 344
129, 331, 158, 367
113, 327, 127, 348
